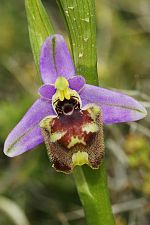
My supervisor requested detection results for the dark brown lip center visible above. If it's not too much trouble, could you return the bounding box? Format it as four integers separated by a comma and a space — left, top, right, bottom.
63, 103, 74, 115
55, 97, 80, 116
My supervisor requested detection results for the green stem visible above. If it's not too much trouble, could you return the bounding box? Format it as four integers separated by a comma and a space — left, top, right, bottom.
57, 0, 116, 224
74, 163, 116, 225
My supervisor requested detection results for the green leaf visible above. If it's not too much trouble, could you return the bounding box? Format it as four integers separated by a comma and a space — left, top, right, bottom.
25, 0, 54, 72
0, 196, 30, 225
57, 0, 98, 85
57, 1, 116, 225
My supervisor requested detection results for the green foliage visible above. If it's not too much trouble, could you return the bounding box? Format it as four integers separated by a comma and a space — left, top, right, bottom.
57, 0, 98, 85
125, 134, 150, 195
25, 0, 54, 72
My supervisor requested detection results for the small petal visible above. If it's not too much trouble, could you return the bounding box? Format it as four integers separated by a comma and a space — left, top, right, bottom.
38, 84, 56, 100
4, 99, 55, 157
40, 34, 75, 84
68, 76, 85, 92
80, 84, 147, 124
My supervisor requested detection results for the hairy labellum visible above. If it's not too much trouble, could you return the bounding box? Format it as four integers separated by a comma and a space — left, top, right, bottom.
40, 103, 104, 173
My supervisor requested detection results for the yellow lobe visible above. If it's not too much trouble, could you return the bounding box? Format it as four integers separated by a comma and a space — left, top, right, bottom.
54, 77, 71, 101
55, 76, 69, 91
50, 131, 67, 143
64, 88, 70, 100
72, 151, 89, 167
59, 90, 65, 101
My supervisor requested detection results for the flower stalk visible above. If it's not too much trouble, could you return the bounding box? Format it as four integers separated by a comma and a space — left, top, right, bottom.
57, 0, 116, 224
74, 164, 116, 225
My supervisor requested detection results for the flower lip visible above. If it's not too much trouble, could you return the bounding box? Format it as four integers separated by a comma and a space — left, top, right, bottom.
40, 104, 104, 173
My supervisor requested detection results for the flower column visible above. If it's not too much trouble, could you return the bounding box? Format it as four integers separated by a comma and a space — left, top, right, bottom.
57, 0, 116, 225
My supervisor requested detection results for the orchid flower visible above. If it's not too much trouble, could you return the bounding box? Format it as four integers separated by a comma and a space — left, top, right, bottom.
4, 34, 147, 173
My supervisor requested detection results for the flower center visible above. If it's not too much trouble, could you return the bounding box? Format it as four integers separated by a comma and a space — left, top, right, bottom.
54, 76, 70, 101
52, 76, 82, 115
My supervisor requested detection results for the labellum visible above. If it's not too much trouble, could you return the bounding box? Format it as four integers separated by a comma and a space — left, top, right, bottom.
40, 77, 104, 173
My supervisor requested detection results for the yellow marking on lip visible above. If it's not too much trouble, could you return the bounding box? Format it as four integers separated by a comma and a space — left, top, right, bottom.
67, 136, 86, 149
86, 105, 100, 120
82, 122, 99, 134
50, 131, 67, 143
72, 151, 89, 167
39, 116, 56, 132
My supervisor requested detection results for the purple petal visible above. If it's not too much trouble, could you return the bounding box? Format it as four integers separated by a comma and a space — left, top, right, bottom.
4, 99, 55, 157
68, 76, 85, 92
40, 34, 75, 84
80, 84, 147, 124
38, 84, 56, 100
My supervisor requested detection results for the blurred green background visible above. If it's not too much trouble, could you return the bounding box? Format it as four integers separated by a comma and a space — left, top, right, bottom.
0, 0, 150, 225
